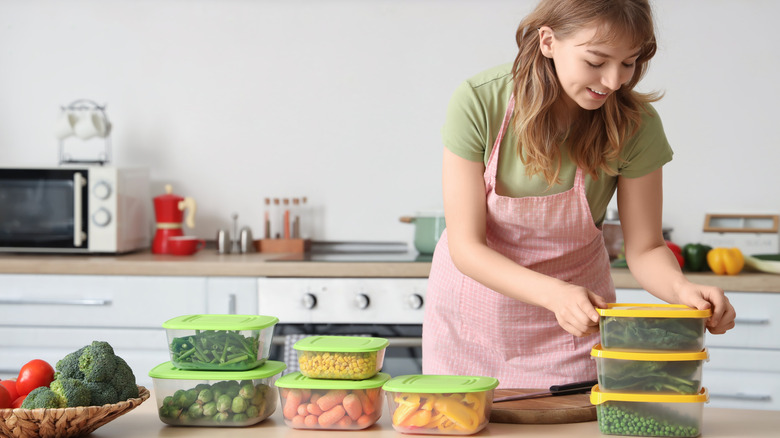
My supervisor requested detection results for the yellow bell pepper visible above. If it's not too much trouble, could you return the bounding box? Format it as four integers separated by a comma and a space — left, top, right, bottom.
400, 408, 432, 427
393, 401, 419, 425
433, 396, 480, 432
707, 247, 745, 275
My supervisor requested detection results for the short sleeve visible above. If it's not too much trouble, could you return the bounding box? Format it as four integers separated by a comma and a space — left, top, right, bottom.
618, 104, 674, 178
441, 81, 489, 163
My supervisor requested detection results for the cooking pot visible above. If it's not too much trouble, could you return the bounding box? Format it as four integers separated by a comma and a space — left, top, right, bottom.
400, 211, 446, 254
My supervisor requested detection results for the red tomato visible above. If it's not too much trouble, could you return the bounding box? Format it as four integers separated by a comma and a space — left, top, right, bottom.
12, 395, 25, 409
16, 359, 55, 396
0, 380, 19, 402
665, 240, 685, 268
0, 384, 11, 409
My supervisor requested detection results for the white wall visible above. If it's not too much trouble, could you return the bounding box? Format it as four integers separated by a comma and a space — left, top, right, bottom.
1, 0, 778, 248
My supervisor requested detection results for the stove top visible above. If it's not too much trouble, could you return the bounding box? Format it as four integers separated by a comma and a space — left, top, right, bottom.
266, 241, 432, 263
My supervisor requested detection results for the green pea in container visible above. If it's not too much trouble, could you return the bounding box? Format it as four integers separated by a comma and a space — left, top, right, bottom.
293, 335, 389, 380
275, 371, 391, 430
162, 314, 279, 371
382, 374, 499, 435
591, 384, 709, 437
148, 360, 286, 427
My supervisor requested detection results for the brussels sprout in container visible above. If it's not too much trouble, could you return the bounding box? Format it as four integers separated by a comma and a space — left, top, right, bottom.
163, 314, 278, 371
590, 384, 708, 437
293, 335, 388, 380
275, 371, 390, 430
148, 360, 286, 427
383, 374, 499, 435
598, 304, 711, 352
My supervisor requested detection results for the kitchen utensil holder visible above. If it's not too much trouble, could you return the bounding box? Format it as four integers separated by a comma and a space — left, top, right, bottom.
57, 99, 112, 165
254, 238, 311, 253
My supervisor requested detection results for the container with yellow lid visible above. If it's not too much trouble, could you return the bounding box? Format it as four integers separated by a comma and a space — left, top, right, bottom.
591, 344, 708, 395
590, 384, 708, 437
597, 304, 711, 352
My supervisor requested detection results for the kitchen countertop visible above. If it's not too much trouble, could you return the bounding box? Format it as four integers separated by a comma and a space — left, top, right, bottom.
92, 390, 779, 438
0, 250, 779, 292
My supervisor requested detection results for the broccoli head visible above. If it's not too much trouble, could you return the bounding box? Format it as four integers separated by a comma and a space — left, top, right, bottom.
78, 341, 117, 382
50, 377, 91, 407
111, 356, 139, 401
21, 387, 63, 409
55, 345, 86, 380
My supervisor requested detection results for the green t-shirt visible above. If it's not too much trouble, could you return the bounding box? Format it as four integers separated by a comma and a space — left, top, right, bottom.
442, 63, 673, 226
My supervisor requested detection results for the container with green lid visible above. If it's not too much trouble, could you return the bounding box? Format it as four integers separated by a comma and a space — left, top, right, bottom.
162, 314, 279, 371
293, 335, 388, 380
590, 384, 708, 437
598, 304, 711, 352
148, 360, 286, 427
591, 344, 708, 395
275, 371, 391, 430
382, 374, 499, 435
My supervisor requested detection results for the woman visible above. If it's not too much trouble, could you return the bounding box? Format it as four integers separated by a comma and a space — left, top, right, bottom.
422, 0, 736, 388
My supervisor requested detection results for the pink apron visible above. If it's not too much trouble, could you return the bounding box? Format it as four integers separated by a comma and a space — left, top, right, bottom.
422, 95, 615, 388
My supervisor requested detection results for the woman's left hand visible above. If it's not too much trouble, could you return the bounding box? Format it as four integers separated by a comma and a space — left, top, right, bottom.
674, 281, 736, 334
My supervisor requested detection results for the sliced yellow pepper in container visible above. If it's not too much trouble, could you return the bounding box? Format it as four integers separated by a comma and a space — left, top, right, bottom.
707, 247, 745, 275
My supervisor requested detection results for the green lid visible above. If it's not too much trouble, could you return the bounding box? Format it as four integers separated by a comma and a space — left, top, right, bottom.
382, 374, 499, 393
275, 372, 391, 390
162, 314, 279, 330
149, 360, 286, 380
293, 335, 389, 352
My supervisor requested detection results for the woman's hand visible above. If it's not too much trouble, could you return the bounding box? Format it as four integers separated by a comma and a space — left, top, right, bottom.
547, 283, 608, 337
673, 281, 736, 334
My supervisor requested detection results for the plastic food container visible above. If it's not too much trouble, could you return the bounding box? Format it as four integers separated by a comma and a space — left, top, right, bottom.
591, 344, 708, 395
598, 304, 711, 352
148, 360, 286, 427
275, 371, 391, 430
162, 314, 278, 371
591, 384, 708, 437
383, 374, 499, 435
294, 335, 388, 380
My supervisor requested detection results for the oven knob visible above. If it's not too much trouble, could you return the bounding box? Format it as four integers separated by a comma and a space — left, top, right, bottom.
301, 293, 317, 309
92, 208, 112, 227
407, 293, 424, 310
354, 293, 370, 309
93, 181, 112, 200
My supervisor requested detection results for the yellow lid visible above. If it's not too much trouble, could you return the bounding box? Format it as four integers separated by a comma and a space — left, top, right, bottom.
590, 384, 709, 405
597, 303, 712, 318
590, 344, 709, 361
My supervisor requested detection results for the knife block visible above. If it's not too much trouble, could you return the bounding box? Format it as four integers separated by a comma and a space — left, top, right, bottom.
254, 238, 311, 253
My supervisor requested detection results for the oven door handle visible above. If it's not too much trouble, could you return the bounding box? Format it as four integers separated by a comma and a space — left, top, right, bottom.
73, 172, 86, 247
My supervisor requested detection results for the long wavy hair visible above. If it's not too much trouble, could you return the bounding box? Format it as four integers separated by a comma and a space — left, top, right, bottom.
511, 0, 661, 185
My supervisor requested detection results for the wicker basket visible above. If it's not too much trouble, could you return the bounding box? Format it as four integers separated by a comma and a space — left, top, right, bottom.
0, 385, 149, 438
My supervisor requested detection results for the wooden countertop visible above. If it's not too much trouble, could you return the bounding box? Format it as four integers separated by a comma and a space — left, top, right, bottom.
92, 391, 779, 438
0, 250, 778, 292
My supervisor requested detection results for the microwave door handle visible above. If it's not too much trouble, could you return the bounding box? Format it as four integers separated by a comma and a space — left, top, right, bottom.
73, 172, 86, 247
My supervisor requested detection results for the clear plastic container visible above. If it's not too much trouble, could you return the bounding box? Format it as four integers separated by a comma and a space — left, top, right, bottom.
162, 314, 278, 371
275, 371, 391, 430
148, 360, 286, 427
591, 384, 708, 437
598, 304, 711, 352
591, 344, 708, 395
383, 374, 499, 435
293, 335, 388, 380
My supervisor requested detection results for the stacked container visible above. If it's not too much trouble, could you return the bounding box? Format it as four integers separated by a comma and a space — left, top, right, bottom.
148, 314, 285, 427
275, 335, 391, 430
591, 304, 712, 437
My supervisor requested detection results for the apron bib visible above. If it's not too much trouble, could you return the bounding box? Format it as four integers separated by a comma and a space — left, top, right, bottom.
422, 95, 615, 388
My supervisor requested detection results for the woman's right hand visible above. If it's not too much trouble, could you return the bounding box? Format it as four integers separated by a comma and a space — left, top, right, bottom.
546, 283, 607, 337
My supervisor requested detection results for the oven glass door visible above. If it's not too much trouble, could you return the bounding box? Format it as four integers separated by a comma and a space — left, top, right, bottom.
0, 169, 89, 250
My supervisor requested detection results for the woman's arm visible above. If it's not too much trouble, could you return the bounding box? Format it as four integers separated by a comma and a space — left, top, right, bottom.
442, 148, 606, 336
617, 167, 736, 334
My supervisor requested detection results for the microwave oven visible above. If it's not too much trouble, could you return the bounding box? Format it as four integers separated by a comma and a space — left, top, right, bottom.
0, 166, 151, 254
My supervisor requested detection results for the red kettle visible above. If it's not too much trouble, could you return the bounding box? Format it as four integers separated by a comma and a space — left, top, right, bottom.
152, 184, 197, 254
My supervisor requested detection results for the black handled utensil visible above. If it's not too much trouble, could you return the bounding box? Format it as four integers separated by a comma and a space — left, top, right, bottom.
492, 379, 598, 403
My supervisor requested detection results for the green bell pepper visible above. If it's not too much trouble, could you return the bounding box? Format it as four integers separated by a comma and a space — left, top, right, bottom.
682, 243, 712, 272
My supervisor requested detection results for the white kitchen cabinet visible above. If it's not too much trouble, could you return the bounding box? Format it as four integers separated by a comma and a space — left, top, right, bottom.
205, 277, 258, 315
0, 274, 207, 386
615, 288, 780, 411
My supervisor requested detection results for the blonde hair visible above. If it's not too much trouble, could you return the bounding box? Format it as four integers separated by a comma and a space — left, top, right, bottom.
511, 0, 661, 185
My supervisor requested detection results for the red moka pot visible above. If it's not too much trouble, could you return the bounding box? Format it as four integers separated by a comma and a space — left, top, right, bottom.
152, 184, 197, 254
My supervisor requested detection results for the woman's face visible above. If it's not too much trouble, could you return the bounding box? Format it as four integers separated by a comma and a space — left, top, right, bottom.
539, 25, 640, 112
